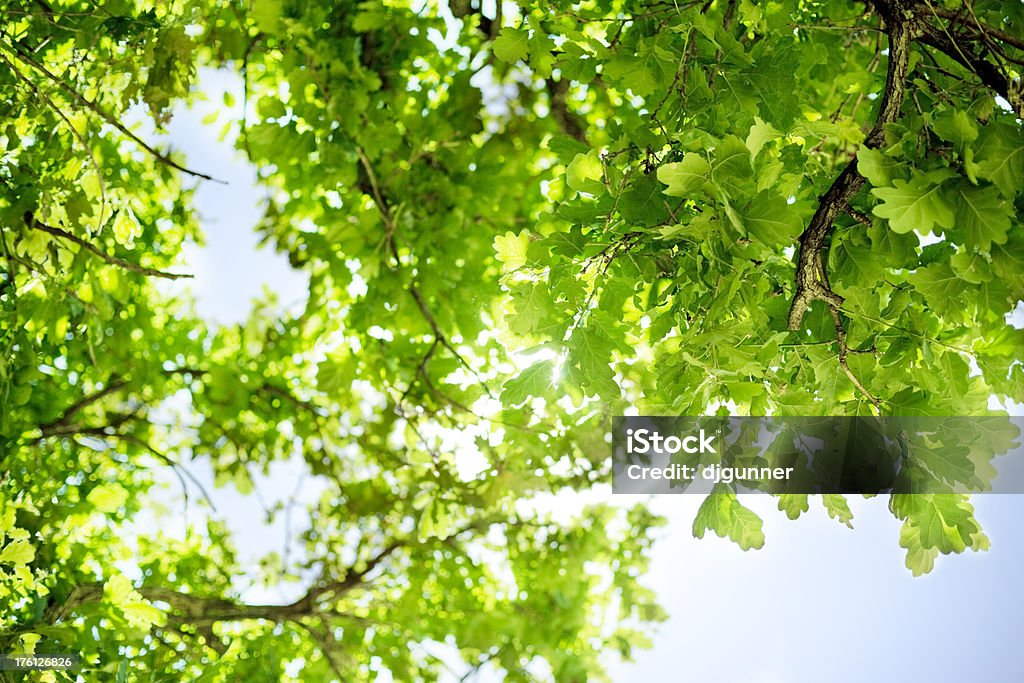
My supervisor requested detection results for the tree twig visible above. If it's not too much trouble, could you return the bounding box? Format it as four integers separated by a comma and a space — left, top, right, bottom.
2, 40, 227, 183
38, 378, 127, 436
829, 307, 881, 410
24, 212, 192, 280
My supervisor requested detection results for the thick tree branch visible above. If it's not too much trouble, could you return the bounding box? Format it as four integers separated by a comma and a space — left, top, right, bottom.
925, 5, 1024, 53
48, 519, 497, 628
915, 15, 1023, 116
785, 1, 918, 409
545, 78, 588, 144
24, 212, 192, 280
787, 7, 913, 331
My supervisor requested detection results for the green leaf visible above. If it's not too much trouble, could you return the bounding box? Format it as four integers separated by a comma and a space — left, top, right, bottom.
506, 283, 556, 336
899, 523, 939, 576
777, 493, 808, 520
122, 600, 168, 630
86, 483, 129, 514
618, 175, 670, 226
251, 0, 282, 32
911, 441, 975, 488
902, 495, 981, 555
317, 353, 356, 394
501, 360, 555, 406
352, 7, 387, 32
566, 152, 604, 194
868, 219, 917, 265
568, 328, 619, 397
711, 135, 753, 189
953, 183, 1012, 251
112, 208, 142, 245
932, 109, 978, 148
603, 55, 658, 96
692, 491, 765, 550
493, 230, 531, 271
831, 231, 883, 286
0, 539, 35, 565
741, 192, 801, 245
492, 27, 530, 63
856, 148, 904, 187
908, 262, 969, 316
657, 154, 710, 197
18, 633, 40, 655
745, 116, 781, 157
976, 121, 1024, 197
871, 176, 955, 234
822, 494, 854, 527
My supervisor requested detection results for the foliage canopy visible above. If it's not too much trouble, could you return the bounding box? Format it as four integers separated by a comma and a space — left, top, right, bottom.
0, 0, 1022, 680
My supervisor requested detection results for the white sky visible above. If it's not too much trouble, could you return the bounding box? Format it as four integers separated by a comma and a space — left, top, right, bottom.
142, 69, 1024, 682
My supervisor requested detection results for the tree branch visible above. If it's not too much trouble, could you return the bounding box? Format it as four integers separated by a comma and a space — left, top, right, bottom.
3, 40, 227, 183
24, 212, 193, 280
787, 6, 913, 331
915, 14, 1023, 116
925, 4, 1024, 53
113, 433, 219, 513
355, 148, 496, 400
48, 518, 498, 631
38, 378, 127, 437
829, 307, 882, 410
846, 206, 873, 228
545, 77, 588, 144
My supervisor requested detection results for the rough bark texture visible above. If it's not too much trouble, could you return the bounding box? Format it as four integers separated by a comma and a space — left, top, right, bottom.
787, 1, 915, 331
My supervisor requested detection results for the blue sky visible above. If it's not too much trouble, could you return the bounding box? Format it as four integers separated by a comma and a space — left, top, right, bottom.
149, 69, 1024, 683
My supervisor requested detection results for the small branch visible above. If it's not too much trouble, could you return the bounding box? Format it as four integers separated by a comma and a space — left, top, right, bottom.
115, 433, 219, 513
830, 307, 881, 410
24, 212, 192, 280
3, 40, 226, 183
38, 378, 127, 436
355, 145, 395, 240
407, 282, 496, 400
651, 27, 693, 132
355, 146, 496, 400
0, 51, 109, 229
412, 361, 555, 434
846, 206, 873, 228
397, 339, 440, 412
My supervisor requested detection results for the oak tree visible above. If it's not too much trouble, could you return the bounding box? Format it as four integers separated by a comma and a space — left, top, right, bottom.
1, 0, 1022, 680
